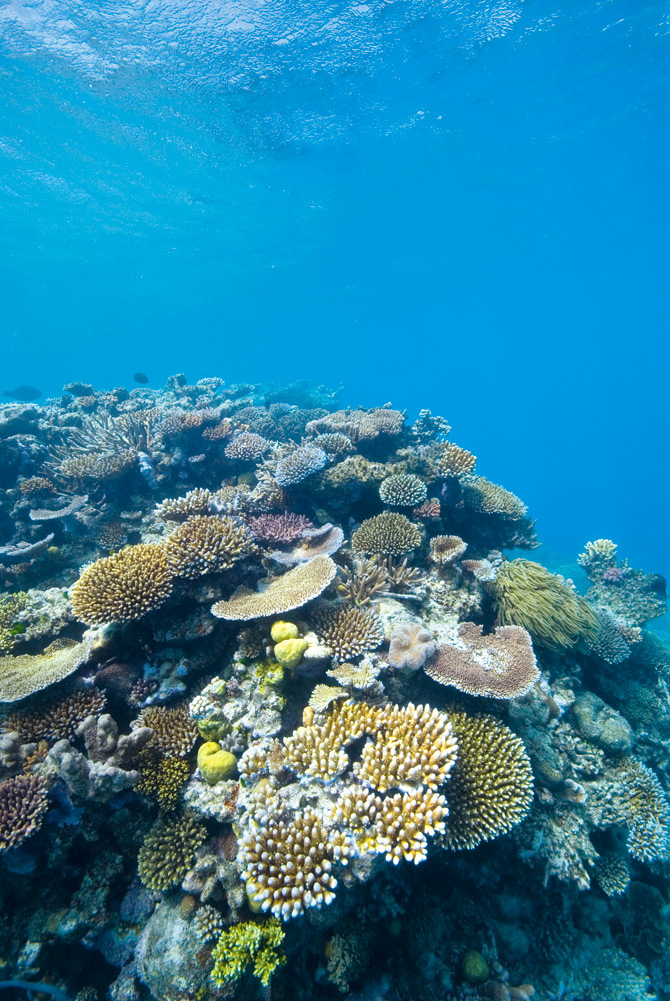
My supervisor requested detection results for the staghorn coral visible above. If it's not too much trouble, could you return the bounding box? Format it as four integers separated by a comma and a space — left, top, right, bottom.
0, 638, 92, 703
578, 538, 619, 580
239, 807, 354, 919
412, 409, 451, 442
211, 554, 337, 620
4, 688, 106, 743
379, 474, 427, 508
388, 623, 436, 671
429, 534, 468, 566
211, 919, 285, 987
54, 450, 136, 485
336, 557, 389, 606
426, 623, 539, 699
138, 811, 207, 891
283, 701, 382, 781
224, 431, 270, 460
311, 604, 384, 661
248, 512, 313, 544
352, 513, 422, 556
135, 705, 198, 758
71, 544, 173, 624
136, 752, 190, 811
443, 712, 533, 849
462, 476, 527, 519
0, 773, 48, 851
353, 702, 458, 793
616, 759, 670, 862
19, 476, 57, 496
438, 442, 477, 478
493, 559, 600, 651
165, 515, 255, 578
155, 488, 214, 521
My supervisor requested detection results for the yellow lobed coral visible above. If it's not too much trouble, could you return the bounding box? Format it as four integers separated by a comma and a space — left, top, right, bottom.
493, 559, 600, 652
70, 544, 173, 625
311, 604, 384, 661
354, 703, 458, 793
137, 811, 207, 891
239, 808, 354, 920
211, 554, 337, 621
442, 712, 533, 850
165, 515, 256, 578
352, 513, 422, 556
0, 639, 92, 703
211, 919, 285, 987
426, 622, 539, 700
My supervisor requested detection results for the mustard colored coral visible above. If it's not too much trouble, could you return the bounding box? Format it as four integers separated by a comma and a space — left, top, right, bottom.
70, 544, 173, 624
197, 741, 237, 784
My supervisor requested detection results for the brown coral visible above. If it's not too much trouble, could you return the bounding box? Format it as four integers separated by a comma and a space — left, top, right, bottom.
4, 688, 106, 743
438, 443, 476, 478
352, 513, 421, 557
136, 752, 190, 812
426, 623, 539, 699
311, 604, 384, 661
135, 705, 198, 759
429, 535, 467, 566
165, 515, 256, 578
211, 555, 337, 621
70, 544, 173, 625
155, 488, 215, 521
0, 774, 48, 852
138, 811, 207, 891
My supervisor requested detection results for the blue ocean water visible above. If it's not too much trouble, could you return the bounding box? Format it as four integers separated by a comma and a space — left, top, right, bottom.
2, 0, 668, 585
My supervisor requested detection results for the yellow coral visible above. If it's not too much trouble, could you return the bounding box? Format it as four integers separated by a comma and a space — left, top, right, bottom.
270, 621, 299, 642
197, 742, 237, 784
273, 637, 308, 669
211, 919, 285, 987
70, 544, 173, 625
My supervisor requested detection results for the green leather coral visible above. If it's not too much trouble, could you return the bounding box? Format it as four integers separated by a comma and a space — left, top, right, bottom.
211, 919, 285, 987
492, 558, 599, 651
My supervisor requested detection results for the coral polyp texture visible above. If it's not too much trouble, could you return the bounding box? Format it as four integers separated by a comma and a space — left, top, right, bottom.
352, 512, 422, 555
443, 713, 533, 849
165, 515, 255, 578
0, 376, 667, 1001
70, 543, 173, 624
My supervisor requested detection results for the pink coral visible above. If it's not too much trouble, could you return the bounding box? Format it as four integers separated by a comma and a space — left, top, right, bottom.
602, 567, 624, 584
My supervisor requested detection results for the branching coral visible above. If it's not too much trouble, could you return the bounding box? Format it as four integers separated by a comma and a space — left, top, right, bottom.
616, 759, 670, 862
379, 474, 427, 508
71, 544, 173, 624
578, 539, 618, 580
248, 513, 313, 544
493, 559, 600, 651
438, 442, 476, 478
311, 604, 384, 661
138, 811, 207, 891
443, 712, 533, 849
426, 623, 539, 699
239, 808, 354, 919
224, 431, 270, 460
352, 513, 422, 556
211, 919, 285, 987
0, 774, 48, 851
0, 591, 29, 654
211, 554, 337, 620
283, 701, 381, 781
165, 515, 256, 578
462, 476, 527, 519
136, 753, 190, 811
4, 688, 106, 743
135, 705, 198, 758
593, 853, 630, 896
274, 445, 327, 486
155, 488, 215, 521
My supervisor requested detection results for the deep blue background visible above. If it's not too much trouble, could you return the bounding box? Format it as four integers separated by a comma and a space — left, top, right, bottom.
1, 0, 668, 580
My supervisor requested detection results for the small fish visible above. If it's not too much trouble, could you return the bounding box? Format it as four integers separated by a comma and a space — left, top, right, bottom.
133, 372, 149, 384
3, 384, 42, 401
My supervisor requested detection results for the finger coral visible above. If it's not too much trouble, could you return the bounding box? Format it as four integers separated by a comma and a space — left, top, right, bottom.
379, 474, 427, 508
0, 774, 49, 851
70, 544, 173, 624
426, 623, 539, 699
138, 811, 207, 891
165, 515, 256, 578
211, 554, 337, 620
311, 604, 385, 661
239, 808, 354, 919
493, 559, 600, 652
352, 513, 422, 556
442, 712, 533, 850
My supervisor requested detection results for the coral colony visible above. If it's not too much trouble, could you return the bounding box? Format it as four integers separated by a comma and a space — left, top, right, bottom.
0, 375, 668, 1001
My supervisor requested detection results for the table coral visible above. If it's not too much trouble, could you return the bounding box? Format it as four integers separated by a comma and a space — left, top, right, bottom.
211, 554, 337, 620
426, 623, 539, 699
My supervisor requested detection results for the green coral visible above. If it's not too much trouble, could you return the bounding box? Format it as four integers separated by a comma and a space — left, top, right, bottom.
0, 592, 29, 654
493, 559, 600, 651
211, 919, 285, 988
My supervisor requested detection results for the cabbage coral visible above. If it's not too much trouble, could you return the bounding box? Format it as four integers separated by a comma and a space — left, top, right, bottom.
493, 559, 600, 652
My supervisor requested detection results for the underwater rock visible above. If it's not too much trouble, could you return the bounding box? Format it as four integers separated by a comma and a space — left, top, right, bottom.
136, 897, 212, 1001
571, 692, 633, 755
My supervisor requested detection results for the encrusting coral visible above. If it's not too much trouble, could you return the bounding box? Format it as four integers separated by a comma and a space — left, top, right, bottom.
70, 543, 173, 624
